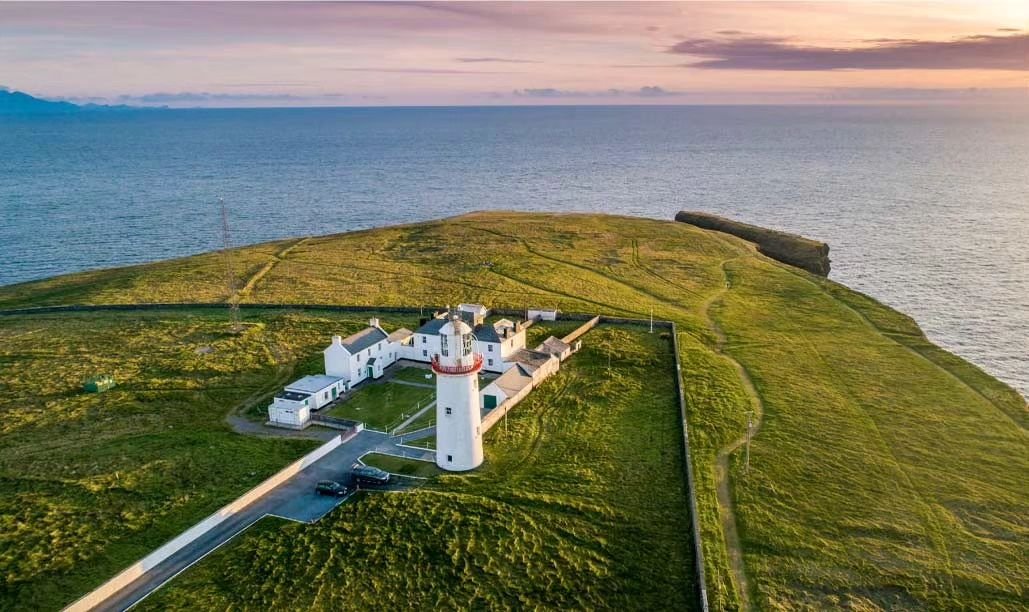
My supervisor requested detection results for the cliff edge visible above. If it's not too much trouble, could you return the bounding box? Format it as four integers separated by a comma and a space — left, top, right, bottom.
675, 211, 831, 276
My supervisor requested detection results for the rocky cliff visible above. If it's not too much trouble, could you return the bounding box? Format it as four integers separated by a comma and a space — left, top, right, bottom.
675, 211, 831, 276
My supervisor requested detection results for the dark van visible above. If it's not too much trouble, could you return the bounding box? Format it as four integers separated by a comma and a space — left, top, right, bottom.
352, 465, 391, 486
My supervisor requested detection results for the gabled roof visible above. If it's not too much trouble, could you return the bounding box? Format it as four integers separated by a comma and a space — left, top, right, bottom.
491, 365, 533, 397
507, 348, 556, 372
537, 336, 571, 356
340, 326, 388, 353
415, 317, 448, 335
388, 328, 413, 343
458, 303, 489, 315
474, 323, 502, 343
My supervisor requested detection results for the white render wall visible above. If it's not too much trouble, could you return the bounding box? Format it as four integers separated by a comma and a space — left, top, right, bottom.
528, 309, 558, 321
268, 401, 310, 428
435, 370, 484, 471
411, 333, 441, 363
325, 333, 406, 386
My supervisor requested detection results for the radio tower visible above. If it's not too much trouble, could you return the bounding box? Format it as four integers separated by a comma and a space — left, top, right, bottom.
220, 198, 241, 333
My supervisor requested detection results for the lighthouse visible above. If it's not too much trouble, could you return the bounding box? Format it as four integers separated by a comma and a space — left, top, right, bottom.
432, 315, 484, 471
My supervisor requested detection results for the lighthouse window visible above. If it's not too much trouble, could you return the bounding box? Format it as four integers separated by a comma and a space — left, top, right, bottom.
462, 334, 473, 355
445, 406, 452, 415
447, 455, 453, 463
441, 335, 449, 357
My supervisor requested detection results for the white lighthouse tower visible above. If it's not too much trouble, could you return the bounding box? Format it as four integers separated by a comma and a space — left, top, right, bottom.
432, 315, 484, 471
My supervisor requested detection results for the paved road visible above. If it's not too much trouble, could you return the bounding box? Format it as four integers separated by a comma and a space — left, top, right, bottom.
97, 430, 434, 612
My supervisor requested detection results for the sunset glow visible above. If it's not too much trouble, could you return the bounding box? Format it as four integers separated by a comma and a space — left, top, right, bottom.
1, 1, 1025, 106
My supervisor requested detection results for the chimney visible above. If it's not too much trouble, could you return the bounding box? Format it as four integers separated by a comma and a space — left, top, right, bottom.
332, 335, 342, 345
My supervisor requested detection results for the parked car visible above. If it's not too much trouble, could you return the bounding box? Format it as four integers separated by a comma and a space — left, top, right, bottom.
315, 480, 350, 497
352, 465, 391, 486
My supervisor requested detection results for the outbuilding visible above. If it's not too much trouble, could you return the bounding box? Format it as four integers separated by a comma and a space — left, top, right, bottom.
527, 308, 558, 321
268, 389, 313, 429
481, 364, 534, 411
285, 374, 346, 410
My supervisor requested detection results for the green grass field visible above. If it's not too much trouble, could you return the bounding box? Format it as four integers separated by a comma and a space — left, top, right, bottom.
138, 327, 698, 610
323, 380, 434, 431
0, 308, 416, 610
389, 366, 436, 384
1, 212, 1024, 610
360, 453, 442, 479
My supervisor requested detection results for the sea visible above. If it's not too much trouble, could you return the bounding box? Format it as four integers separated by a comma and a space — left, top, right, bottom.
1, 105, 1026, 398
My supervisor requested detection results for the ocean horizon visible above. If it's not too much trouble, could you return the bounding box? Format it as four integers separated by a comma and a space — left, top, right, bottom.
2, 104, 1026, 396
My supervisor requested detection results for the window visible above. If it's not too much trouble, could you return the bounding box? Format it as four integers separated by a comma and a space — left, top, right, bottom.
441, 335, 449, 357
323, 392, 328, 400
422, 349, 428, 357
447, 455, 453, 463
357, 354, 361, 362
421, 336, 426, 344
445, 407, 452, 415
488, 344, 493, 352
462, 333, 473, 355
487, 359, 493, 366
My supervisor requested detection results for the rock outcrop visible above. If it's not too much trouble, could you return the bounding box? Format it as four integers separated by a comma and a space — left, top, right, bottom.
675, 211, 831, 276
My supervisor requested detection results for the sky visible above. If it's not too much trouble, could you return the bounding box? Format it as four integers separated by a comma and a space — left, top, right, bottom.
1, 1, 1026, 107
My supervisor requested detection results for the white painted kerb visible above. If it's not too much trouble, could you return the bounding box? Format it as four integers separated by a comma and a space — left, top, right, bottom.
63, 435, 344, 612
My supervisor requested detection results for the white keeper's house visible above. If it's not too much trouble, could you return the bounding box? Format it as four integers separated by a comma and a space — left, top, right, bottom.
268, 304, 578, 431
410, 304, 529, 373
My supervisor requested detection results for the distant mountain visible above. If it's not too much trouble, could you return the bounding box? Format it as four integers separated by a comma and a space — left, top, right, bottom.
0, 89, 81, 115
0, 89, 147, 115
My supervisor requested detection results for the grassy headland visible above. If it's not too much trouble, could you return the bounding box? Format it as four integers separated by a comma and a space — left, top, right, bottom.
1, 212, 1024, 610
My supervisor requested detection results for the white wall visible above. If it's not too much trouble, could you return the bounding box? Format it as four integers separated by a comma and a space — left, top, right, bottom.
268, 402, 310, 428
412, 333, 441, 363
436, 371, 483, 471
528, 309, 558, 321
324, 340, 351, 380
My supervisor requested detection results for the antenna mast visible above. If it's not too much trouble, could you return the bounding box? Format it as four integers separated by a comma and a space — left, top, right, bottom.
220, 198, 241, 333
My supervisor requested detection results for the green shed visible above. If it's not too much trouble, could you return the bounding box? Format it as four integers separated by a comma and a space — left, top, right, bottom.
83, 375, 116, 393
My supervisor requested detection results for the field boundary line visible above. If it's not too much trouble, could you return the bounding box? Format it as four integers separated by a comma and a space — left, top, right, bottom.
671, 322, 712, 612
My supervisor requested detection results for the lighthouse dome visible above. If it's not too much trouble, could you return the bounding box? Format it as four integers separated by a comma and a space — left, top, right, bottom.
439, 318, 473, 337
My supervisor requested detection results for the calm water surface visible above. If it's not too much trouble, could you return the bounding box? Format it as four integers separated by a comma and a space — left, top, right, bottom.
1, 106, 1026, 397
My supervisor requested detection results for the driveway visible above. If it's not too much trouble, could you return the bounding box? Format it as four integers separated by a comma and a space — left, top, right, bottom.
93, 430, 434, 612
